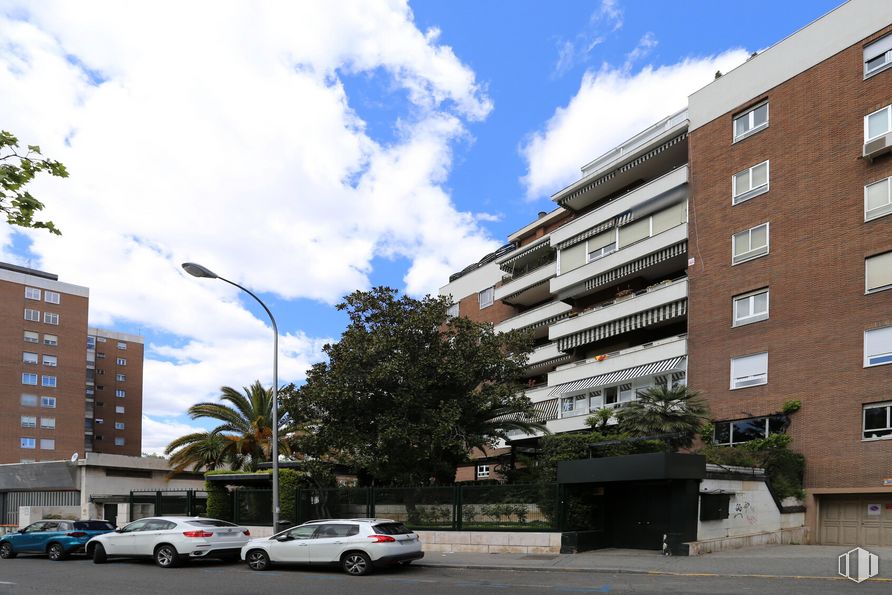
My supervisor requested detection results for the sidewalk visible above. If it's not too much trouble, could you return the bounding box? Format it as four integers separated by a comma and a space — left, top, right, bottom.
417, 545, 892, 579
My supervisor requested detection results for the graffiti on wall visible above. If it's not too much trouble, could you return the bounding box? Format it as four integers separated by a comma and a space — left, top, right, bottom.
732, 500, 758, 525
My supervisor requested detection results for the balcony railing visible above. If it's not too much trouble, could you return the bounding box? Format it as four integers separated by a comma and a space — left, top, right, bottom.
495, 261, 557, 302
494, 300, 573, 334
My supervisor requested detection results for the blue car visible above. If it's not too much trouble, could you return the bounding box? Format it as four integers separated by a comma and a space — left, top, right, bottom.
0, 519, 116, 561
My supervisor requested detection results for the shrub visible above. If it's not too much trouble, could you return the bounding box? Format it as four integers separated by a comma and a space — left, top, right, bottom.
205, 481, 232, 521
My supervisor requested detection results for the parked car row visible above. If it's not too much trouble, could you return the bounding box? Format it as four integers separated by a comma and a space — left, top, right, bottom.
0, 517, 423, 576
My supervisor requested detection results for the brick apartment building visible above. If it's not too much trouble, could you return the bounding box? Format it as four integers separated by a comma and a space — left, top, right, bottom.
0, 262, 143, 462
441, 0, 892, 544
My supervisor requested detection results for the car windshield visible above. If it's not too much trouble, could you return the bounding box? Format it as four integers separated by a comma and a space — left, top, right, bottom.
372, 522, 412, 535
74, 521, 115, 531
185, 520, 238, 527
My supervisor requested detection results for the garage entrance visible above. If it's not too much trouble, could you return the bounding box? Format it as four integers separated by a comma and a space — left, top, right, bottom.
819, 494, 892, 546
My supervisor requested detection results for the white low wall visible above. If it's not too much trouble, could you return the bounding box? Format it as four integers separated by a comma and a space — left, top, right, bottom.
687, 527, 809, 555
415, 530, 562, 554
698, 477, 805, 541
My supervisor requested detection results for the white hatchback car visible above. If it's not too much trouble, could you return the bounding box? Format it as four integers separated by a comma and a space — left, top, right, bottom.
241, 518, 423, 575
86, 517, 250, 568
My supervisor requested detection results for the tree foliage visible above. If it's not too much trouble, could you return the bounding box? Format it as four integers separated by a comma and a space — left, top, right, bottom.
285, 286, 542, 486
615, 384, 710, 450
1, 130, 68, 234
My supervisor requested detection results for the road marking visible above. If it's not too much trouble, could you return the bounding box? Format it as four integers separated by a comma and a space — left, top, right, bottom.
646, 570, 892, 583
0, 581, 16, 585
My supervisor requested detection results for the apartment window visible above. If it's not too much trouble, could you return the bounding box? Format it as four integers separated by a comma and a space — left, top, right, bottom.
114, 437, 125, 447
43, 312, 59, 325
446, 303, 459, 318
733, 289, 769, 326
86, 336, 96, 350
116, 357, 127, 366
41, 375, 57, 387
41, 417, 55, 429
96, 352, 106, 359
24, 308, 40, 321
476, 464, 490, 479
44, 334, 58, 346
866, 177, 892, 222
20, 394, 38, 407
20, 438, 36, 450
730, 352, 768, 389
618, 218, 650, 248
116, 373, 126, 381
97, 336, 106, 343
478, 287, 494, 309
114, 422, 125, 430
561, 394, 591, 418
732, 223, 769, 264
25, 287, 41, 300
115, 405, 125, 414
733, 101, 769, 141
865, 251, 892, 293
586, 229, 617, 262
732, 161, 769, 204
863, 401, 892, 440
866, 105, 892, 142
865, 33, 892, 77
115, 389, 126, 398
117, 341, 127, 350
714, 416, 785, 446
40, 439, 55, 450
43, 291, 60, 304
864, 326, 892, 367
24, 330, 39, 343
558, 242, 587, 274
41, 396, 56, 408
95, 418, 104, 425
22, 373, 38, 385
20, 416, 36, 428
42, 355, 57, 367
22, 352, 38, 364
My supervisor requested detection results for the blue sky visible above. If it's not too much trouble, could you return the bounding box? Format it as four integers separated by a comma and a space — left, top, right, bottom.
0, 0, 841, 452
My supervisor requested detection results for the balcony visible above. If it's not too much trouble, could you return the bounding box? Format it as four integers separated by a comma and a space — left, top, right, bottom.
548, 334, 687, 387
495, 261, 556, 306
527, 342, 572, 369
549, 278, 688, 347
494, 300, 573, 335
551, 223, 687, 300
581, 110, 688, 178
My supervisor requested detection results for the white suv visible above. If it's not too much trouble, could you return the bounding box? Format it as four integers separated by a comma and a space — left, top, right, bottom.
241, 518, 423, 575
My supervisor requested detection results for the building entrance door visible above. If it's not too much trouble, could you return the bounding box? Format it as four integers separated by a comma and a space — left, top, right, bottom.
608, 482, 671, 550
103, 503, 118, 527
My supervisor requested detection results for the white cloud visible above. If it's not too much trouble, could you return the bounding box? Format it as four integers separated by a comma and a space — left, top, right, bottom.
140, 415, 207, 456
522, 49, 749, 199
0, 0, 498, 417
552, 0, 623, 77
624, 32, 658, 70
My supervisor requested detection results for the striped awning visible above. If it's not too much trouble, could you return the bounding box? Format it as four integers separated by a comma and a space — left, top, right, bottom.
554, 219, 615, 251
492, 397, 559, 423
502, 278, 550, 302
499, 237, 551, 272
557, 299, 687, 351
556, 133, 688, 209
548, 356, 686, 397
581, 241, 687, 294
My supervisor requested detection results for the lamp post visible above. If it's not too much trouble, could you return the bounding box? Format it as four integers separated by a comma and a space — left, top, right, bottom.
181, 262, 281, 531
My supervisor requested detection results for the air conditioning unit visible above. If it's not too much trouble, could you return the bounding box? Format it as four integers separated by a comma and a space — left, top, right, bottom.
864, 132, 892, 160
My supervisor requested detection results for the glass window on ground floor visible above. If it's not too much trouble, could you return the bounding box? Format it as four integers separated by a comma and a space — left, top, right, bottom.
863, 401, 892, 440
713, 416, 786, 446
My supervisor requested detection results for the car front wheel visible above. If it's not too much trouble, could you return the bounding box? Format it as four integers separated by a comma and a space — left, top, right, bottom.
0, 543, 15, 559
246, 549, 270, 571
47, 543, 67, 561
92, 543, 107, 564
154, 544, 180, 568
341, 551, 372, 576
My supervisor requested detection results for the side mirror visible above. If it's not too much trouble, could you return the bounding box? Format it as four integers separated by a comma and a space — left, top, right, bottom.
18, 529, 25, 534
115, 527, 124, 533
275, 534, 292, 542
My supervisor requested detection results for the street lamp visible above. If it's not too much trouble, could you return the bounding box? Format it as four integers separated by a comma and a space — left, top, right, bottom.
181, 262, 281, 531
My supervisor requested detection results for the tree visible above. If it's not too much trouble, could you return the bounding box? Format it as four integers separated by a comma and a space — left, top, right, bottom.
615, 384, 710, 450
163, 431, 242, 474
285, 286, 542, 486
1, 131, 68, 234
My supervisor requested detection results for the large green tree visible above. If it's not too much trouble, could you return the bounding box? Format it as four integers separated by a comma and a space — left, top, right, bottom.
1, 131, 68, 234
615, 384, 710, 450
286, 286, 542, 486
163, 431, 243, 474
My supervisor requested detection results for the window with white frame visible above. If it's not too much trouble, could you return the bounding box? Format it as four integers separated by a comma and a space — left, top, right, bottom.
115, 405, 125, 414
114, 437, 125, 447
44, 334, 58, 346
446, 303, 459, 318
42, 355, 57, 367
41, 375, 57, 387
20, 438, 36, 449
617, 202, 687, 249
23, 331, 39, 343
713, 416, 785, 446
476, 464, 490, 478
864, 33, 892, 77
866, 105, 892, 142
866, 177, 892, 222
863, 401, 892, 440
115, 373, 125, 381
115, 390, 126, 398
25, 287, 41, 300
115, 422, 125, 430
732, 161, 769, 204
733, 289, 769, 326
41, 417, 55, 429
40, 439, 55, 450
866, 251, 892, 293
22, 373, 38, 385
733, 101, 769, 141
117, 341, 127, 350
20, 394, 38, 407
43, 312, 59, 325
561, 394, 590, 418
24, 308, 40, 322
20, 416, 36, 428
22, 352, 38, 364
730, 352, 768, 389
732, 223, 769, 264
478, 287, 494, 309
95, 418, 104, 424
43, 291, 60, 304
864, 326, 892, 367
40, 396, 56, 408
586, 229, 617, 262
116, 357, 127, 366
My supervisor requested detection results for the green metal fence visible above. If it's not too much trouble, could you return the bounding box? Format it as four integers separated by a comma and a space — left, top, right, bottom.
128, 489, 207, 521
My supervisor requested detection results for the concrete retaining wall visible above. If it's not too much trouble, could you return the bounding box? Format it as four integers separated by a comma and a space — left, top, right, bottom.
415, 530, 562, 554
686, 526, 809, 555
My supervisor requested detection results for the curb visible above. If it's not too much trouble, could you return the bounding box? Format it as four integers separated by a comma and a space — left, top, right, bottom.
414, 562, 653, 575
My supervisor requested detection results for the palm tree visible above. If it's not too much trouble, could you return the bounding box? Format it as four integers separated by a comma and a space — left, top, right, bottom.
164, 431, 241, 474
615, 384, 710, 450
